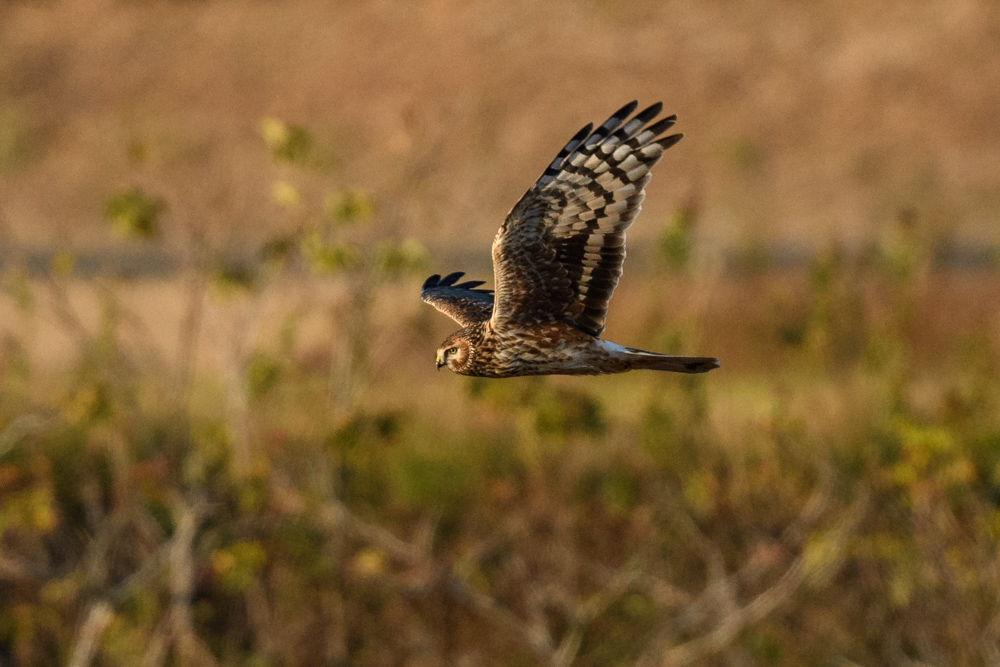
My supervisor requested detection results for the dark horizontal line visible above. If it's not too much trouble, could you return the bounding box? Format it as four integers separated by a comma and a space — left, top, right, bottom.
0, 241, 994, 279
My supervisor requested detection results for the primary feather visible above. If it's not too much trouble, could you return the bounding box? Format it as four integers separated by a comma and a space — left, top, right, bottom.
420, 102, 719, 378
421, 272, 494, 327
491, 100, 682, 335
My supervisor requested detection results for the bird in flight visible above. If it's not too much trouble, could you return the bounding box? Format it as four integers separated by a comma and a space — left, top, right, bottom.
422, 101, 720, 377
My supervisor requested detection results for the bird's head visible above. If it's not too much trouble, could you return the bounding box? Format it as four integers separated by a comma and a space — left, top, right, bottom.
436, 335, 471, 373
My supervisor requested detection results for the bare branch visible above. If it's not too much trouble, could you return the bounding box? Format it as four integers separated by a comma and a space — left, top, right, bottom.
141, 619, 172, 667
509, 552, 555, 653
551, 565, 646, 667
584, 561, 694, 609
441, 568, 556, 659
67, 601, 114, 667
314, 497, 425, 565
168, 499, 217, 667
172, 231, 209, 407
0, 413, 50, 460
43, 273, 92, 350
0, 553, 50, 582
779, 463, 835, 546
651, 488, 870, 667
325, 497, 556, 658
658, 484, 737, 619
277, 480, 559, 662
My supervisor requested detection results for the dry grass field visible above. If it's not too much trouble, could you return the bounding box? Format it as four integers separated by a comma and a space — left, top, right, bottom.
1, 0, 1000, 665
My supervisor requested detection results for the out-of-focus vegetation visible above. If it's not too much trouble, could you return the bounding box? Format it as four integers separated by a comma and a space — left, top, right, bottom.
2, 0, 1000, 249
1, 115, 998, 665
1, 0, 1000, 664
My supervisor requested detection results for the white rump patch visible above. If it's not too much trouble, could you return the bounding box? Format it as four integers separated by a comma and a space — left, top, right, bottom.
598, 340, 629, 355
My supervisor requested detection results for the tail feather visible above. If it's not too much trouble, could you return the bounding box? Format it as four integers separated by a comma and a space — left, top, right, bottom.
624, 348, 720, 374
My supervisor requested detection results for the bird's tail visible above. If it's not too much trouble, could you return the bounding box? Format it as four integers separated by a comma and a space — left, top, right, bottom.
623, 347, 720, 374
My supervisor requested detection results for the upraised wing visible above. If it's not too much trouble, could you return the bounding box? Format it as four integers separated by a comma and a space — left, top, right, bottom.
491, 101, 682, 336
421, 272, 494, 327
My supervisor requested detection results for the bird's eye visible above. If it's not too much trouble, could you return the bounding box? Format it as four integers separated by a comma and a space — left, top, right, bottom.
448, 346, 459, 355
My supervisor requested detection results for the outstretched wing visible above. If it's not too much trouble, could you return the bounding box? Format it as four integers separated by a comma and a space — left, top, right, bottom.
491, 101, 682, 336
421, 272, 494, 327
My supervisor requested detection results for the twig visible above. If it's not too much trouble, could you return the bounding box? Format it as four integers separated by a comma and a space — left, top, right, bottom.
67, 601, 114, 667
584, 561, 694, 609
82, 508, 131, 590
509, 552, 555, 654
172, 231, 208, 408
314, 497, 425, 565
0, 413, 49, 460
0, 553, 50, 582
551, 565, 646, 667
649, 488, 870, 667
107, 538, 173, 605
778, 463, 835, 546
286, 482, 559, 661
441, 568, 556, 659
141, 619, 172, 667
658, 484, 737, 619
168, 499, 217, 667
43, 273, 92, 350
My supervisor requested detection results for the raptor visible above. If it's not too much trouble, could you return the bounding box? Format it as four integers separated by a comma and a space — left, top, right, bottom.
422, 101, 720, 378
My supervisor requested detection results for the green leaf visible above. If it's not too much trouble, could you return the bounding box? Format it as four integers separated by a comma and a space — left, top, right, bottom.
271, 181, 300, 209
3, 268, 34, 313
213, 259, 257, 294
658, 207, 695, 272
301, 232, 360, 274
247, 350, 281, 400
105, 186, 164, 239
259, 117, 312, 165
211, 541, 267, 592
374, 239, 427, 277
325, 188, 373, 225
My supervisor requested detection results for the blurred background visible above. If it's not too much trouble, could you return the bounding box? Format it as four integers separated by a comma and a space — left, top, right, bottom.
1, 0, 999, 665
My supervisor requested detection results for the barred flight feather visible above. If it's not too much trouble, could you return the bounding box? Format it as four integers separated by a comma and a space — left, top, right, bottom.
489, 101, 683, 336
421, 102, 718, 378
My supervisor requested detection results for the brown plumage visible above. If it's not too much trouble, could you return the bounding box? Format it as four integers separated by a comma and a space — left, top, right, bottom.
422, 101, 720, 378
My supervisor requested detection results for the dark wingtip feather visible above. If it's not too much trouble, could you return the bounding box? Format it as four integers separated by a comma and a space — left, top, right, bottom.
633, 102, 664, 125
440, 272, 466, 286
570, 123, 593, 144
612, 100, 640, 119
423, 272, 493, 297
606, 102, 639, 131
454, 280, 493, 294
658, 133, 684, 150
643, 116, 679, 140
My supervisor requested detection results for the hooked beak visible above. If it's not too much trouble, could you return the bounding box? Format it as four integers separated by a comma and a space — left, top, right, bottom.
435, 352, 444, 370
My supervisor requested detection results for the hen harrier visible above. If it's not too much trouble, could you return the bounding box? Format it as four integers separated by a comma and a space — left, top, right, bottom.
422, 101, 720, 377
